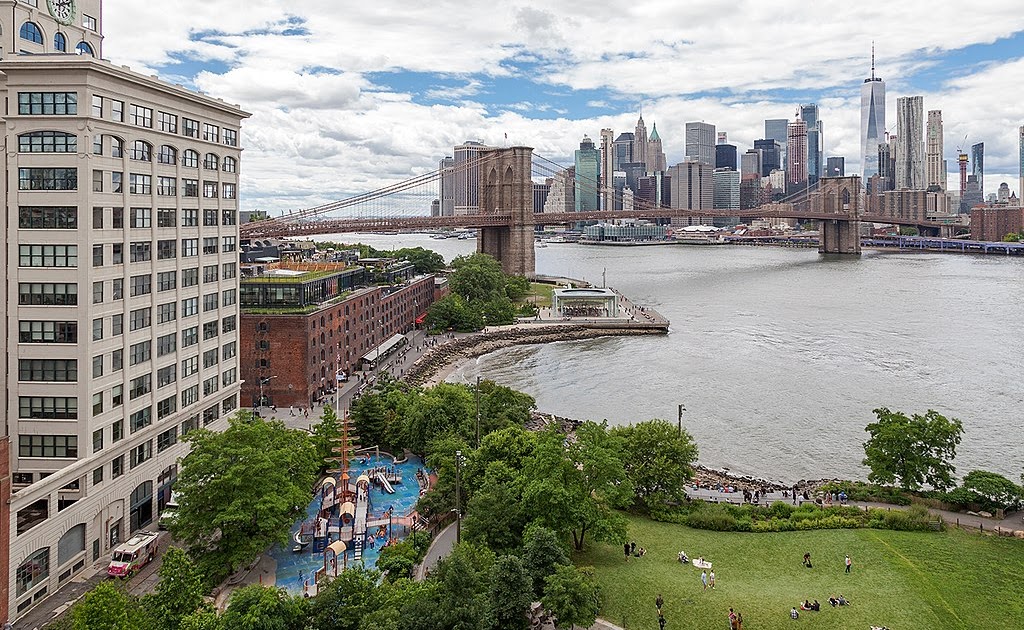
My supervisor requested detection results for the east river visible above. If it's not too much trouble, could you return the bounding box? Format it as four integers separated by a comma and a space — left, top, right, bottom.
322, 233, 1024, 483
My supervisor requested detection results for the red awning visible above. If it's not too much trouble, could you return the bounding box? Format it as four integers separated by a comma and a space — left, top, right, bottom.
415, 312, 427, 324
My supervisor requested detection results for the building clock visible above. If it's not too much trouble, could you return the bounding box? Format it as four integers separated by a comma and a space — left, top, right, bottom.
47, 0, 77, 26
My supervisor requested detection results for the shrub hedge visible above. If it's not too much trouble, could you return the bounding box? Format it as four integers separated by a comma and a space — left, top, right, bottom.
649, 500, 940, 533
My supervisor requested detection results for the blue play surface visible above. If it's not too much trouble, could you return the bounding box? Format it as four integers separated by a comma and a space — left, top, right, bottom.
269, 453, 424, 595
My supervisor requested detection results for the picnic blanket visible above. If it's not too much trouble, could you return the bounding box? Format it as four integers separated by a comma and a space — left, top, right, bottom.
692, 559, 712, 569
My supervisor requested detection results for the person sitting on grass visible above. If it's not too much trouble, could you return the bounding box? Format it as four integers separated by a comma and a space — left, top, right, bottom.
678, 550, 689, 563
810, 600, 820, 611
790, 607, 800, 620
837, 594, 850, 606
829, 596, 839, 607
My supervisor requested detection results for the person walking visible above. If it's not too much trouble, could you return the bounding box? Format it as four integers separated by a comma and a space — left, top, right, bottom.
736, 611, 744, 629
728, 608, 738, 630
709, 569, 716, 589
656, 594, 664, 613
845, 554, 852, 573
701, 569, 708, 591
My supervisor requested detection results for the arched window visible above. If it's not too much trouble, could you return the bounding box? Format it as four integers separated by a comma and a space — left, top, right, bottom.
222, 156, 237, 173
203, 153, 218, 170
129, 481, 154, 532
75, 41, 94, 56
18, 131, 77, 153
130, 140, 152, 161
110, 136, 123, 158
182, 149, 199, 168
157, 145, 177, 165
16, 547, 49, 596
57, 524, 85, 566
54, 32, 67, 52
20, 22, 43, 45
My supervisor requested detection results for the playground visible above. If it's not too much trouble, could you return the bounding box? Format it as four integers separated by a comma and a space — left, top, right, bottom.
269, 450, 428, 596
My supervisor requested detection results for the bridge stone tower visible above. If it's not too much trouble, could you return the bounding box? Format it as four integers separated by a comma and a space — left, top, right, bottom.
477, 146, 536, 276
816, 176, 862, 255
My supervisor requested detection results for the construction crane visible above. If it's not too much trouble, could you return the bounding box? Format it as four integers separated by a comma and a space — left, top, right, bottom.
956, 134, 969, 202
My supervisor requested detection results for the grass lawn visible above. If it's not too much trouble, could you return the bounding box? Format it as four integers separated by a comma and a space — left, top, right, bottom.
526, 283, 555, 308
575, 513, 1024, 630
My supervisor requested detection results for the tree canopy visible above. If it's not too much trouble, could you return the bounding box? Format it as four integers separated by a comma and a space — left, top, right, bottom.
427, 253, 530, 331
862, 407, 963, 491
172, 412, 320, 581
611, 419, 699, 508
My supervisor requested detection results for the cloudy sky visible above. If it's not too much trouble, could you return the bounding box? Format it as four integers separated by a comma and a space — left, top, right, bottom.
103, 0, 1024, 214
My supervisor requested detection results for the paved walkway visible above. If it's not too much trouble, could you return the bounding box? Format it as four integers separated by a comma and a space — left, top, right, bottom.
415, 521, 458, 581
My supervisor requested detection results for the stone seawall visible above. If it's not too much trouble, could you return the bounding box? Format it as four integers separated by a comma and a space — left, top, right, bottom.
405, 325, 664, 387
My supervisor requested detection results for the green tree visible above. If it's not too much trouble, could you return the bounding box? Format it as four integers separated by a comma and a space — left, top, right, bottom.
72, 582, 142, 630
311, 404, 342, 470
489, 555, 533, 630
350, 375, 416, 451
524, 423, 632, 550
376, 531, 432, 582
414, 435, 471, 520
959, 470, 1024, 510
463, 462, 528, 553
611, 419, 699, 508
504, 275, 531, 301
403, 383, 475, 454
1002, 232, 1021, 242
425, 294, 483, 333
178, 609, 224, 630
220, 585, 307, 630
172, 412, 320, 581
519, 525, 570, 598
862, 407, 964, 491
449, 253, 507, 302
392, 247, 446, 274
142, 546, 207, 630
308, 567, 381, 630
431, 543, 495, 629
541, 565, 601, 630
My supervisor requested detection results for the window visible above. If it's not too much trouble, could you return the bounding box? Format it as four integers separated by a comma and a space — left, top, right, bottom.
222, 209, 237, 225
157, 427, 178, 452
181, 384, 199, 408
92, 245, 104, 267
19, 435, 77, 458
157, 364, 176, 387
92, 282, 103, 304
113, 245, 124, 266
18, 359, 78, 382
90, 356, 101, 378
130, 140, 152, 161
157, 332, 177, 356
93, 169, 103, 192
18, 131, 77, 153
83, 14, 97, 30
157, 271, 176, 291
181, 297, 198, 317
182, 209, 198, 226
203, 124, 219, 143
203, 237, 218, 254
157, 239, 176, 259
223, 129, 238, 147
19, 206, 78, 229
129, 341, 151, 366
130, 207, 151, 228
20, 244, 77, 267
112, 349, 123, 372
182, 267, 199, 287
203, 292, 218, 312
18, 92, 77, 114
203, 265, 219, 283
157, 176, 176, 196
222, 236, 237, 253
158, 208, 176, 227
91, 94, 102, 117
203, 153, 218, 170
75, 41, 95, 56
112, 455, 124, 478
203, 348, 218, 368
93, 394, 104, 420
222, 183, 237, 199
130, 441, 152, 468
93, 467, 103, 485
129, 173, 151, 194
183, 118, 199, 139
183, 179, 199, 197
112, 172, 123, 193
182, 356, 199, 378
112, 386, 124, 410
55, 32, 67, 52
19, 168, 77, 190
16, 547, 49, 595
129, 241, 151, 262
203, 405, 219, 425
182, 239, 198, 257
203, 209, 218, 227
157, 396, 177, 420
111, 100, 123, 122
157, 144, 177, 164
182, 326, 198, 347
130, 105, 153, 128
18, 321, 77, 343
129, 374, 152, 401
19, 21, 43, 44
222, 156, 237, 172
222, 341, 237, 360
222, 315, 236, 333
222, 262, 237, 279
18, 397, 77, 419
182, 151, 200, 170
93, 134, 102, 155
203, 375, 219, 397
203, 181, 218, 198
203, 321, 219, 340
222, 393, 236, 413
130, 274, 152, 296
222, 368, 237, 387
112, 313, 123, 335
158, 112, 177, 133
92, 318, 103, 340
129, 307, 151, 331
157, 302, 176, 323
181, 415, 199, 436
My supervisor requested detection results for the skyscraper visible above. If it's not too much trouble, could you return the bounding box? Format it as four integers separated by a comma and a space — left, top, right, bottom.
633, 115, 649, 171
453, 141, 488, 215
1019, 126, 1024, 202
600, 128, 614, 211
764, 119, 789, 169
612, 132, 634, 173
438, 156, 455, 216
786, 119, 808, 191
668, 161, 713, 224
925, 110, 946, 191
800, 104, 823, 183
753, 139, 781, 176
826, 157, 846, 177
574, 135, 600, 212
713, 168, 741, 226
972, 142, 985, 200
647, 123, 667, 172
741, 150, 762, 181
860, 47, 886, 183
685, 122, 716, 166
894, 96, 924, 189
715, 144, 737, 171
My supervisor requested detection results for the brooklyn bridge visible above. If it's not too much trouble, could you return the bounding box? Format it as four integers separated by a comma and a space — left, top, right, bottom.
241, 146, 958, 276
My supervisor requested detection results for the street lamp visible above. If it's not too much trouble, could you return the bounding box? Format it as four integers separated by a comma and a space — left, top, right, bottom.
454, 450, 463, 544
258, 375, 278, 410
475, 376, 482, 448
677, 403, 685, 437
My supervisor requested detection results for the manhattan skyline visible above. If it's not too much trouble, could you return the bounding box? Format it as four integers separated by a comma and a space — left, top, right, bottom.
102, 0, 1024, 213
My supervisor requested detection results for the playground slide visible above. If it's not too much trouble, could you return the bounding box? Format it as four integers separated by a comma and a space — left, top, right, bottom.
377, 472, 395, 494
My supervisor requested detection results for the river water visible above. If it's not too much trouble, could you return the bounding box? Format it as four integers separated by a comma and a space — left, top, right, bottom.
323, 233, 1024, 483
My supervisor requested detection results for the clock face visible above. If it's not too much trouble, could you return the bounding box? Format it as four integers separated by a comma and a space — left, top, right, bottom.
47, 0, 77, 26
